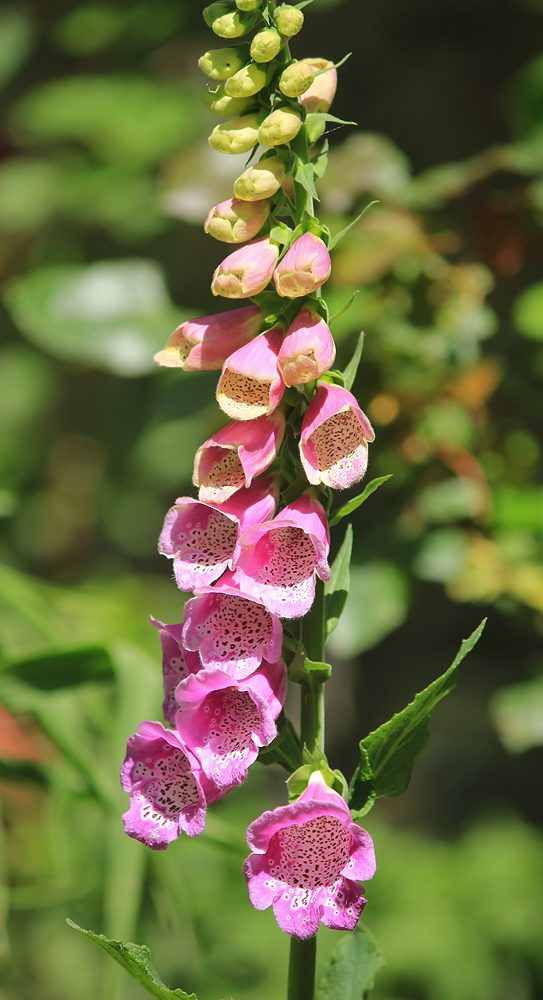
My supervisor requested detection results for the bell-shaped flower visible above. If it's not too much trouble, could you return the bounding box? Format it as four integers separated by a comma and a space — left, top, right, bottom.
208, 112, 261, 155
121, 721, 224, 849
193, 409, 285, 504
198, 44, 249, 80
151, 618, 202, 726
158, 475, 279, 591
258, 107, 302, 147
274, 233, 331, 298
234, 155, 286, 201
203, 3, 259, 38
235, 492, 331, 618
182, 572, 283, 678
250, 26, 282, 62
278, 306, 336, 386
212, 236, 279, 298
299, 383, 375, 490
300, 58, 338, 114
244, 770, 376, 938
225, 62, 268, 98
174, 658, 287, 788
154, 306, 262, 373
201, 82, 256, 118
274, 5, 304, 37
279, 61, 315, 99
205, 197, 270, 244
216, 326, 285, 421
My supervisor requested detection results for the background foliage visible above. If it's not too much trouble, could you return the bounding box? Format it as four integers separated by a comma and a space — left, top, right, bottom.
0, 0, 543, 998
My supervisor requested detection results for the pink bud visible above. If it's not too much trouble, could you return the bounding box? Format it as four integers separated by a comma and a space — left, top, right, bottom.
205, 197, 271, 244
212, 236, 279, 298
193, 410, 286, 504
216, 325, 285, 421
273, 233, 331, 298
299, 58, 337, 114
154, 306, 262, 372
299, 383, 375, 490
278, 306, 335, 386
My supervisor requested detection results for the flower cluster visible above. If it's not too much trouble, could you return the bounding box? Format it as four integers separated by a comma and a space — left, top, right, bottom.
121, 0, 376, 940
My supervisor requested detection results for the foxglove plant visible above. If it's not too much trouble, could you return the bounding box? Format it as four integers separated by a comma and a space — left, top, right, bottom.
78, 5, 485, 998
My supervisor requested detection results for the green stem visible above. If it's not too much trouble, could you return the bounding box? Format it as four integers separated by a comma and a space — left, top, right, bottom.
300, 578, 325, 753
290, 127, 313, 225
288, 935, 317, 1000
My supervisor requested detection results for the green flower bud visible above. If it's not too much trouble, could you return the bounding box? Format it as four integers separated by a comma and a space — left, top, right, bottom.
201, 82, 256, 117
234, 155, 287, 201
250, 27, 282, 63
198, 45, 250, 80
209, 113, 262, 154
225, 61, 268, 98
305, 119, 326, 145
279, 60, 315, 98
274, 5, 304, 37
203, 3, 259, 38
236, 0, 263, 8
258, 107, 302, 147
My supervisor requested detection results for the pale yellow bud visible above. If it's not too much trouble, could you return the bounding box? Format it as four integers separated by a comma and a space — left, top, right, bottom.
234, 155, 287, 200
209, 113, 262, 154
250, 27, 282, 62
279, 61, 315, 98
198, 45, 249, 80
201, 82, 256, 117
274, 5, 304, 37
236, 0, 263, 8
258, 107, 302, 147
203, 3, 259, 38
225, 62, 268, 98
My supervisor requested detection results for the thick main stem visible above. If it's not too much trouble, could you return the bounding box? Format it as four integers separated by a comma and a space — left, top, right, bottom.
287, 934, 317, 1000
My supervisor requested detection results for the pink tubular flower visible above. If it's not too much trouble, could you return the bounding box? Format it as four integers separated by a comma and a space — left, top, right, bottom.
235, 492, 331, 618
153, 306, 262, 372
273, 233, 331, 298
300, 383, 375, 490
205, 196, 270, 243
182, 572, 283, 677
216, 326, 285, 421
244, 771, 376, 938
174, 658, 287, 788
193, 410, 285, 504
158, 475, 279, 591
151, 618, 202, 726
212, 236, 279, 299
299, 58, 337, 114
278, 306, 336, 386
120, 721, 223, 849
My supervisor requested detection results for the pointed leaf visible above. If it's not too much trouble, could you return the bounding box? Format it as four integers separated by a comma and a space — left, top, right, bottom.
329, 201, 379, 251
294, 160, 319, 201
342, 331, 364, 391
348, 620, 486, 818
324, 524, 352, 640
305, 113, 357, 127
329, 289, 359, 326
329, 476, 392, 527
66, 921, 197, 1000
317, 923, 383, 1000
312, 139, 329, 179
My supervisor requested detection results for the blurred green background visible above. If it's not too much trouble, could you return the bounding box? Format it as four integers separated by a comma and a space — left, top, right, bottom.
0, 0, 543, 998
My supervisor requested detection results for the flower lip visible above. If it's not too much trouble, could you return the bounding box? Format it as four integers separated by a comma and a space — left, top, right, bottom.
212, 236, 279, 299
299, 383, 375, 490
273, 233, 331, 299
193, 410, 286, 504
216, 325, 286, 421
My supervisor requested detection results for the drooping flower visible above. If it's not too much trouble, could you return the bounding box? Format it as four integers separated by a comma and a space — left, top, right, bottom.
158, 475, 279, 591
154, 305, 262, 371
225, 61, 268, 98
278, 306, 336, 386
121, 721, 222, 849
273, 233, 331, 298
258, 107, 302, 147
205, 197, 270, 243
244, 771, 376, 938
234, 155, 286, 201
151, 618, 202, 726
212, 236, 279, 298
279, 60, 314, 99
201, 83, 256, 118
193, 409, 285, 504
216, 326, 285, 421
299, 58, 337, 114
235, 492, 331, 618
208, 112, 262, 155
182, 572, 283, 677
250, 26, 282, 62
274, 5, 304, 37
203, 3, 259, 39
174, 658, 287, 787
299, 383, 375, 490
198, 44, 250, 80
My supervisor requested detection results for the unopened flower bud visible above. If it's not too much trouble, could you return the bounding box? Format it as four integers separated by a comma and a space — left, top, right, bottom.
205, 196, 270, 243
208, 112, 261, 154
225, 61, 268, 98
274, 5, 304, 37
250, 26, 282, 62
236, 0, 263, 9
279, 61, 315, 98
201, 82, 256, 117
258, 107, 302, 147
203, 3, 259, 38
278, 306, 336, 385
300, 58, 338, 113
234, 155, 286, 201
198, 45, 249, 80
212, 236, 279, 298
274, 233, 331, 298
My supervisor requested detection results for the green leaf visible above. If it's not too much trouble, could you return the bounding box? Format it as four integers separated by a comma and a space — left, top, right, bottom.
329, 476, 392, 528
258, 712, 303, 772
287, 748, 347, 802
312, 139, 329, 179
289, 646, 332, 685
316, 922, 383, 1000
294, 159, 319, 201
329, 201, 379, 251
270, 223, 292, 245
66, 921, 197, 1000
304, 112, 357, 127
342, 331, 364, 390
348, 620, 486, 818
324, 524, 352, 640
3, 646, 114, 690
329, 289, 359, 327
